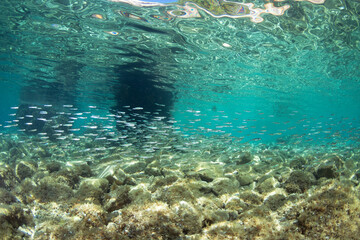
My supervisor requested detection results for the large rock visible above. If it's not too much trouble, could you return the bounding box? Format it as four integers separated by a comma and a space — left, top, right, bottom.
15, 161, 37, 181
284, 171, 316, 193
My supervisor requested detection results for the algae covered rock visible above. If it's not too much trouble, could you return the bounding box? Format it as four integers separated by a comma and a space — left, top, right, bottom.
264, 194, 287, 211
285, 183, 360, 239
235, 152, 253, 165
211, 177, 239, 195
75, 178, 109, 204
45, 161, 62, 173
33, 176, 74, 202
224, 195, 248, 212
71, 203, 107, 228
115, 202, 183, 239
239, 191, 263, 206
315, 163, 339, 179
284, 170, 316, 193
236, 173, 254, 186
0, 165, 18, 191
172, 201, 202, 234
0, 204, 31, 239
255, 177, 278, 194
103, 185, 131, 212
154, 182, 196, 205
128, 183, 152, 204
195, 162, 224, 182
149, 175, 178, 192
0, 188, 16, 204
15, 160, 37, 181
289, 156, 307, 169
123, 161, 146, 174
99, 165, 128, 185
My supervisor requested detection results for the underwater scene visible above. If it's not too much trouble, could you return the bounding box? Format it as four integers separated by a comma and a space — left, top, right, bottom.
0, 0, 360, 239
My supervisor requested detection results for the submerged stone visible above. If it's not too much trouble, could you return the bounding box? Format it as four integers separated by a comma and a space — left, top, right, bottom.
236, 152, 253, 165
224, 195, 247, 212
0, 188, 16, 204
264, 194, 287, 211
211, 177, 239, 195
99, 165, 127, 185
195, 162, 224, 182
75, 178, 109, 204
155, 182, 196, 205
128, 183, 152, 204
15, 160, 37, 181
149, 175, 178, 192
115, 202, 182, 239
33, 176, 74, 202
104, 185, 131, 212
289, 156, 307, 169
123, 161, 146, 174
0, 204, 30, 239
45, 161, 62, 173
236, 173, 254, 186
172, 201, 202, 234
315, 163, 339, 179
284, 171, 316, 193
256, 177, 278, 194
0, 165, 18, 191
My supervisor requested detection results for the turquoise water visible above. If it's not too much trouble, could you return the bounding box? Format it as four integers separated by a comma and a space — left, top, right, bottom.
1, 1, 360, 239
0, 0, 359, 146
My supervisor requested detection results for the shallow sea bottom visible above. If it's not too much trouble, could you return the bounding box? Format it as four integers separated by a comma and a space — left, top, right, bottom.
1, 134, 360, 239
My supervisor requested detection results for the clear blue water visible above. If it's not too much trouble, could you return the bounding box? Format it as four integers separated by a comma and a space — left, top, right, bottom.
0, 0, 359, 147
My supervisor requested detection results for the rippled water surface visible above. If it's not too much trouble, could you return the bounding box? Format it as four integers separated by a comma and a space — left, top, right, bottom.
0, 0, 359, 145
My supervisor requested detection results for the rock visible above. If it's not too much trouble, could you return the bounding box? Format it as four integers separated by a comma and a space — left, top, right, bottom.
144, 167, 162, 177
123, 161, 146, 174
284, 171, 316, 193
149, 176, 178, 193
103, 185, 131, 212
45, 161, 62, 173
211, 177, 239, 195
236, 174, 254, 186
315, 163, 339, 179
54, 168, 81, 188
115, 202, 182, 239
224, 195, 247, 212
15, 161, 37, 181
128, 184, 152, 204
98, 165, 127, 185
0, 204, 29, 239
195, 162, 224, 182
75, 178, 109, 204
240, 191, 263, 206
33, 176, 74, 202
264, 194, 287, 211
290, 157, 307, 169
172, 201, 202, 234
236, 152, 252, 165
0, 188, 16, 204
0, 165, 18, 191
208, 209, 230, 223
72, 163, 92, 178
256, 177, 278, 194
155, 182, 196, 205
71, 203, 107, 228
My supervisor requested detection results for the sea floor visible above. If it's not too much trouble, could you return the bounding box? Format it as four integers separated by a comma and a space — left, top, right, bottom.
1, 133, 360, 240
